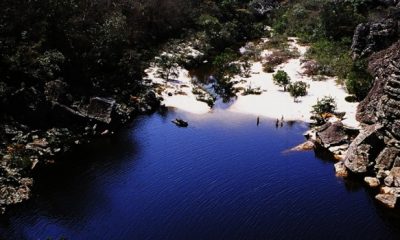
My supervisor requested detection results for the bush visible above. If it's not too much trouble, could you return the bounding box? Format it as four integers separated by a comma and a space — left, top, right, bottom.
155, 54, 179, 82
345, 60, 373, 100
305, 38, 353, 78
273, 70, 291, 91
288, 81, 309, 102
310, 96, 337, 124
263, 64, 275, 73
242, 85, 262, 96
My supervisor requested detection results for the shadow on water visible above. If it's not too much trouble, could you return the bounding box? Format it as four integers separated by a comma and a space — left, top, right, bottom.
2, 111, 400, 239
0, 117, 143, 238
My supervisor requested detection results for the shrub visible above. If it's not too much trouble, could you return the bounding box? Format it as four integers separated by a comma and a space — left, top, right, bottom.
155, 54, 179, 82
310, 96, 337, 124
288, 81, 309, 102
345, 59, 373, 100
242, 85, 262, 96
263, 64, 275, 73
273, 70, 291, 91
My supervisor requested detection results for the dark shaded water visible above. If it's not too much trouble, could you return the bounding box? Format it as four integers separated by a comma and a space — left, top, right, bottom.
1, 110, 400, 240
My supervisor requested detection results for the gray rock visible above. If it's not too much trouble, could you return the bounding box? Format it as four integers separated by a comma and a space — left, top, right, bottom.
351, 19, 398, 59
316, 122, 349, 148
384, 167, 400, 187
358, 41, 400, 125
375, 193, 397, 208
375, 147, 400, 170
87, 97, 116, 124
391, 167, 400, 187
351, 40, 400, 181
334, 161, 348, 177
364, 177, 381, 187
345, 124, 384, 173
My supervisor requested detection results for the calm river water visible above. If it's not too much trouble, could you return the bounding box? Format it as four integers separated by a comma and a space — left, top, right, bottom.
1, 110, 400, 240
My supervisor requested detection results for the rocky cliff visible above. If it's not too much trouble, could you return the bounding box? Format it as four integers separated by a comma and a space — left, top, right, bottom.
344, 37, 400, 207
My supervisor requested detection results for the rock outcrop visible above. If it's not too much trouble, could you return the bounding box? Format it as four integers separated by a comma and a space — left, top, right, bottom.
344, 40, 400, 207
344, 124, 384, 173
351, 18, 398, 59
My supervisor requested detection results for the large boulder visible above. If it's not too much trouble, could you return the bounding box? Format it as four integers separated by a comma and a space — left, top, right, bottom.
376, 193, 397, 208
364, 177, 381, 187
345, 124, 384, 173
375, 147, 400, 170
384, 167, 400, 187
316, 122, 349, 148
87, 97, 116, 124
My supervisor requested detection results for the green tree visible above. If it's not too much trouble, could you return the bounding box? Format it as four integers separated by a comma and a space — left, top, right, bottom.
273, 70, 291, 91
155, 54, 179, 82
311, 96, 337, 124
288, 81, 309, 102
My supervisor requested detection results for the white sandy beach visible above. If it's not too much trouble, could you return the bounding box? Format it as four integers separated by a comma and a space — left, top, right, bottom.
145, 66, 211, 114
145, 37, 360, 128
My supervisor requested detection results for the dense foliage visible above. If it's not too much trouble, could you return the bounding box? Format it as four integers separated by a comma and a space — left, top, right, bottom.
270, 0, 380, 100
0, 0, 271, 116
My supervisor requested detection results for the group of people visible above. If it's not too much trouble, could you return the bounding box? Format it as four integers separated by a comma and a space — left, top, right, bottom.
256, 116, 284, 127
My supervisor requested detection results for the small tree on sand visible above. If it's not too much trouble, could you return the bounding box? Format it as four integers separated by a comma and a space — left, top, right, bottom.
311, 96, 337, 124
155, 54, 179, 82
273, 70, 291, 91
288, 81, 309, 102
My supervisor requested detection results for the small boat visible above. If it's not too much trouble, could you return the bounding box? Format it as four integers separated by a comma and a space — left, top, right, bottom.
172, 118, 188, 127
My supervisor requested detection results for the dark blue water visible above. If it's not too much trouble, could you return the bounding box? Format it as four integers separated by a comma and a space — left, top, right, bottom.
1, 110, 400, 240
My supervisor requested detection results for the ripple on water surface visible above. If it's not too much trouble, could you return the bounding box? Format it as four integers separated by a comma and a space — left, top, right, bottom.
1, 110, 400, 240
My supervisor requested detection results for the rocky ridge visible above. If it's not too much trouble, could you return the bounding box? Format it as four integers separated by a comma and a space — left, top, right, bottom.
340, 39, 400, 208
308, 2, 400, 208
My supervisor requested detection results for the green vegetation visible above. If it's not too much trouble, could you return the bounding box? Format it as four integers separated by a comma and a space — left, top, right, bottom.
311, 96, 337, 124
345, 59, 374, 100
288, 81, 309, 102
270, 0, 377, 100
0, 0, 271, 116
155, 55, 179, 82
242, 85, 262, 96
273, 70, 291, 91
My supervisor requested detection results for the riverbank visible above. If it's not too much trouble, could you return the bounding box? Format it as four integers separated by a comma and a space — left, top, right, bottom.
3, 110, 400, 240
147, 37, 360, 129
0, 92, 161, 213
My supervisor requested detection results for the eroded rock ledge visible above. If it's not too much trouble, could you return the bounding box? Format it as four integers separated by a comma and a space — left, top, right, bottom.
339, 40, 400, 208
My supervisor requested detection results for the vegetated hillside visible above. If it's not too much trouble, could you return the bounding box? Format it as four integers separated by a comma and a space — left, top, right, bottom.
0, 0, 277, 126
271, 0, 399, 101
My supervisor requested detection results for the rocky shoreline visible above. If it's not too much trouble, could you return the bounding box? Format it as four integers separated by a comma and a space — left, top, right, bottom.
308, 40, 400, 208
0, 0, 399, 215
0, 89, 162, 213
